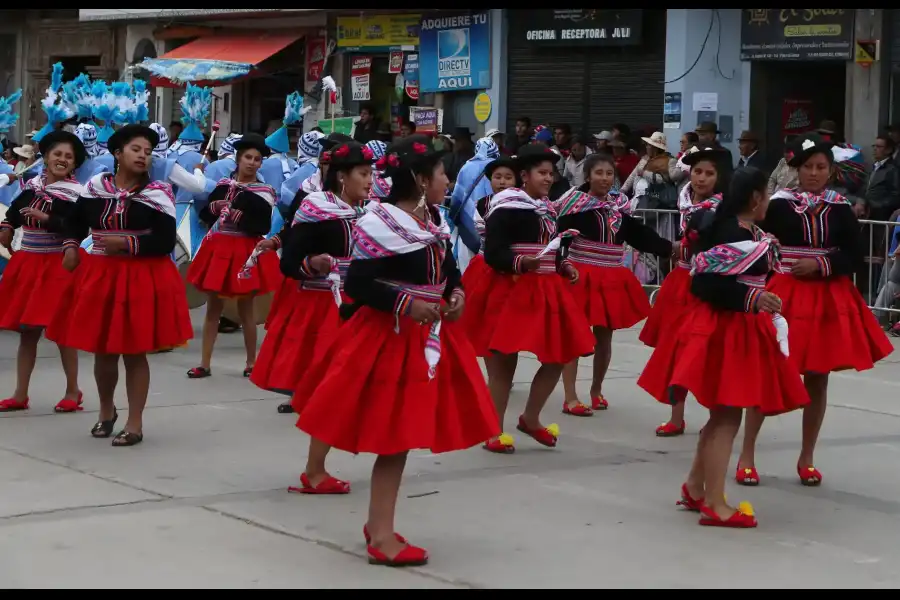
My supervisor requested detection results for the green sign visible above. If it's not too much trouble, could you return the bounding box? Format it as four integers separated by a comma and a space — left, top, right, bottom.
317, 117, 356, 136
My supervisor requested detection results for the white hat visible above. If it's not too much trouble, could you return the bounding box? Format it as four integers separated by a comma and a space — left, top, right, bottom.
13, 144, 34, 159
25, 130, 38, 139
593, 131, 614, 142
641, 131, 668, 151
485, 128, 502, 139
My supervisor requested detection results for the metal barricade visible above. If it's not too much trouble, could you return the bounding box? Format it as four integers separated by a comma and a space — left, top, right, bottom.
628, 208, 900, 325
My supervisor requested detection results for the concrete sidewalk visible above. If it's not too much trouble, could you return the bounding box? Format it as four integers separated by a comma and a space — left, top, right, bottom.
2, 311, 900, 588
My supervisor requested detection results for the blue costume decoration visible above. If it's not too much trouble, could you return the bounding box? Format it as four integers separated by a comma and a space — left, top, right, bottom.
90, 81, 128, 174
203, 133, 243, 184
19, 63, 74, 187
261, 91, 307, 202
0, 88, 22, 207
279, 130, 324, 210
449, 137, 499, 257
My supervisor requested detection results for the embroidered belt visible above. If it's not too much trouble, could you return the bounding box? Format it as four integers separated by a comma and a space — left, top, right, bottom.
737, 274, 766, 289
300, 257, 351, 293
568, 238, 625, 268
20, 228, 64, 253
777, 245, 829, 275
377, 279, 448, 380
214, 226, 252, 237
676, 242, 691, 270
90, 229, 151, 256
511, 242, 557, 274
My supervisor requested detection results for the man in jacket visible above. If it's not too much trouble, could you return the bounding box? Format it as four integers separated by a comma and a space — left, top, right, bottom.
737, 130, 766, 171
695, 121, 734, 181
865, 135, 900, 222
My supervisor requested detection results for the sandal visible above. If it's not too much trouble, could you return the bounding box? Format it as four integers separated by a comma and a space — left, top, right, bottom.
0, 397, 29, 412
798, 465, 823, 486
482, 433, 516, 454
91, 410, 118, 438
516, 416, 559, 448
591, 395, 609, 410
367, 543, 429, 567
363, 525, 408, 545
187, 367, 211, 379
656, 421, 686, 437
699, 502, 758, 528
676, 483, 704, 512
54, 391, 84, 413
243, 367, 253, 378
562, 401, 593, 417
287, 472, 350, 495
736, 465, 761, 486
218, 318, 241, 334
276, 402, 295, 414
111, 430, 143, 447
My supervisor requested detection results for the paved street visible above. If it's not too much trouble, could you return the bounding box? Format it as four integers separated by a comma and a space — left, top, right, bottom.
2, 309, 900, 588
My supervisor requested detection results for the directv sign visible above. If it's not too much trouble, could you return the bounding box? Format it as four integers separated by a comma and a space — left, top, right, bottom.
418, 12, 492, 93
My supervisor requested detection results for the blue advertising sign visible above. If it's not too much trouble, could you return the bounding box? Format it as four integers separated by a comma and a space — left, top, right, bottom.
419, 12, 491, 93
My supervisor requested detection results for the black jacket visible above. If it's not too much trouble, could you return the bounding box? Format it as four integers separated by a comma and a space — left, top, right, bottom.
865, 160, 900, 220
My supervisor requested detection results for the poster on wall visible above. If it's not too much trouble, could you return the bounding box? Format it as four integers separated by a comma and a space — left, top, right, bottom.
404, 53, 420, 100
350, 56, 372, 101
306, 38, 328, 84
418, 12, 492, 93
410, 107, 439, 134
389, 51, 404, 74
740, 9, 854, 61
782, 98, 815, 138
663, 92, 681, 129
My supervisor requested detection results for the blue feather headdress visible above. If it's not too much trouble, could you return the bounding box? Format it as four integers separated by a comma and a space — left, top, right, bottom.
62, 73, 95, 124
0, 88, 23, 134
32, 62, 75, 143
178, 83, 212, 142
128, 79, 150, 124
265, 91, 309, 154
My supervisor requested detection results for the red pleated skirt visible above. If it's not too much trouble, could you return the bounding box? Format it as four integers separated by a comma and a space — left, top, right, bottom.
461, 267, 595, 364
294, 306, 500, 456
460, 253, 489, 287
250, 287, 346, 395
639, 266, 695, 348
637, 302, 810, 416
568, 263, 650, 330
46, 255, 193, 355
265, 276, 299, 330
767, 273, 893, 373
187, 233, 282, 298
0, 249, 83, 331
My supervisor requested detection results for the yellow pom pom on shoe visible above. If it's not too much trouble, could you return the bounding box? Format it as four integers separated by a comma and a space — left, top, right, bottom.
737, 501, 755, 517
546, 423, 560, 437
497, 433, 515, 447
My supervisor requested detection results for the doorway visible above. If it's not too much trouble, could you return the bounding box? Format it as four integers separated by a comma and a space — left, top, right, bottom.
53, 56, 102, 83
750, 61, 846, 169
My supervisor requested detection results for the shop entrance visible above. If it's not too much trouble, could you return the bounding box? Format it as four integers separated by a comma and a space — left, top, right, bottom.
750, 61, 847, 168
354, 55, 416, 135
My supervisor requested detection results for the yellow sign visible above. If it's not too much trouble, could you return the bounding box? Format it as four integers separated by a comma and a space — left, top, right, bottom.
473, 92, 492, 123
855, 40, 877, 66
336, 14, 420, 48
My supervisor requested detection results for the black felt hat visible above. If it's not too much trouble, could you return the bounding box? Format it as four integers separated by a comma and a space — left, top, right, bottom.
321, 140, 376, 170
232, 132, 271, 158
514, 142, 559, 171
37, 130, 87, 168
484, 156, 519, 179
786, 133, 835, 168
681, 145, 727, 167
378, 134, 443, 176
107, 124, 159, 156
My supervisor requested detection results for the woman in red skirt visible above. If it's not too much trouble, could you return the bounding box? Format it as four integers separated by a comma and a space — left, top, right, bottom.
0, 131, 85, 413
556, 154, 674, 416
460, 156, 518, 285
186, 133, 281, 379
462, 143, 595, 454
638, 167, 809, 527
639, 147, 724, 436
735, 135, 893, 487
47, 124, 193, 446
295, 135, 499, 566
254, 142, 375, 495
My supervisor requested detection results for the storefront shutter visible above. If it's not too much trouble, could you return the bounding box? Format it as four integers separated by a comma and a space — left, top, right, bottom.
586, 54, 665, 135
506, 45, 588, 134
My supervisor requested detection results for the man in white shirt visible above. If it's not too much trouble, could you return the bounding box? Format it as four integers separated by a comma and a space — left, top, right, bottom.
562, 135, 593, 188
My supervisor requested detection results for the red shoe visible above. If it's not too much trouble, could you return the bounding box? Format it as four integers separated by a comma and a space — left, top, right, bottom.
798, 465, 823, 486
736, 465, 760, 486
54, 391, 84, 413
676, 483, 704, 512
699, 503, 758, 528
367, 543, 429, 567
363, 525, 408, 545
591, 395, 609, 410
562, 401, 593, 417
482, 433, 515, 454
287, 473, 351, 495
656, 421, 685, 437
516, 416, 559, 447
0, 397, 29, 412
